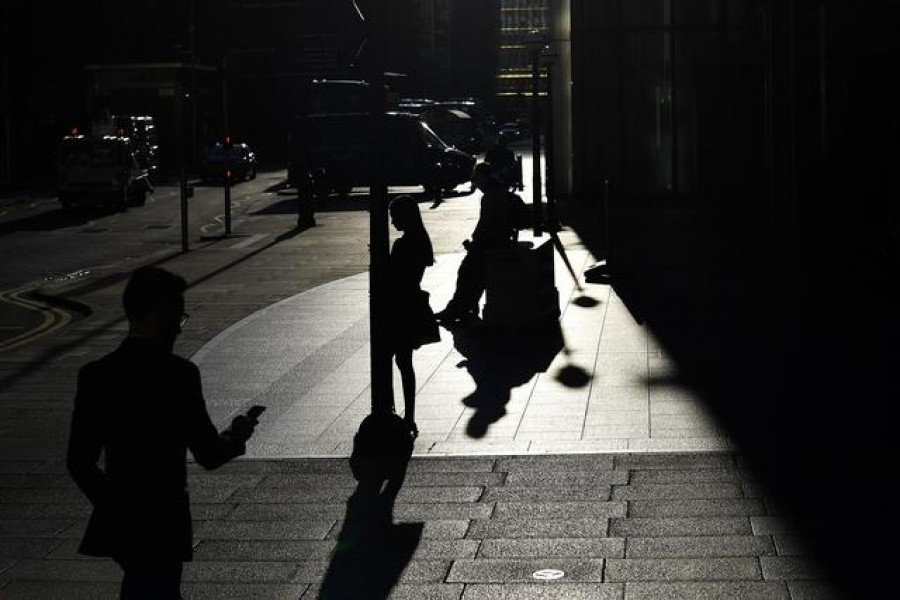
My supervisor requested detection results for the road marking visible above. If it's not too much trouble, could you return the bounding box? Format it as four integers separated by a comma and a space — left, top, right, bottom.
229, 233, 268, 249
199, 216, 246, 237
0, 286, 72, 353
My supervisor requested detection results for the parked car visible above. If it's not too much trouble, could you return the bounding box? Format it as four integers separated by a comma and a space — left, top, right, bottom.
288, 112, 475, 197
200, 142, 258, 182
499, 121, 525, 141
57, 135, 152, 210
420, 106, 480, 155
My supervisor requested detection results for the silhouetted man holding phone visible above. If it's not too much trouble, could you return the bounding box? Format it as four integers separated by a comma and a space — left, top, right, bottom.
67, 267, 259, 599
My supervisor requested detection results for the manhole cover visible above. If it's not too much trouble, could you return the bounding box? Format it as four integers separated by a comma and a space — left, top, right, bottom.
144, 224, 171, 230
532, 569, 565, 581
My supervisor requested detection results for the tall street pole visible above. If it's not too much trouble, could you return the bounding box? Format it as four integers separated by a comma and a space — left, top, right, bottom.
222, 58, 232, 237
178, 71, 189, 253
531, 44, 544, 237
367, 3, 393, 415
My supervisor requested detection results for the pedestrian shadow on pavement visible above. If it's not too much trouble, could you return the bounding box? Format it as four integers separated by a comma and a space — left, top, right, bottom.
318, 412, 423, 599
452, 321, 581, 438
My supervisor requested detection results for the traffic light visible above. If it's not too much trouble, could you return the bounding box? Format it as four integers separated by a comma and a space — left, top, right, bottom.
223, 134, 233, 150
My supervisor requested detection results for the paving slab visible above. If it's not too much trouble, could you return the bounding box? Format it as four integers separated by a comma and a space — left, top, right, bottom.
625, 535, 775, 558
467, 518, 611, 540
0, 582, 122, 599
622, 581, 790, 599
477, 538, 625, 559
447, 559, 605, 583
462, 583, 624, 599
609, 517, 752, 538
181, 583, 310, 600
626, 498, 767, 518
605, 557, 761, 582
759, 556, 826, 581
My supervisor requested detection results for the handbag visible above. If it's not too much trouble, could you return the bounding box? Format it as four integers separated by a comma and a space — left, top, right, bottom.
415, 290, 441, 345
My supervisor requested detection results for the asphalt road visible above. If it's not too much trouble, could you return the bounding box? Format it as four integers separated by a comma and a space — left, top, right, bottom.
0, 173, 292, 349
0, 176, 281, 290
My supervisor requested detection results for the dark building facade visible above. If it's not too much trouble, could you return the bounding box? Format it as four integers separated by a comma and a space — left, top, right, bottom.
569, 0, 900, 245
563, 2, 900, 596
447, 0, 501, 106
497, 0, 551, 109
0, 0, 505, 184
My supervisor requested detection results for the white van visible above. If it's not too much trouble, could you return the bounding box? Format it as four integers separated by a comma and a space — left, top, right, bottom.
57, 135, 152, 210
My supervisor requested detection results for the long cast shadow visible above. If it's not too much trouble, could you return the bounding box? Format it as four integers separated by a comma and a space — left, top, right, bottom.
450, 320, 575, 438
318, 412, 422, 599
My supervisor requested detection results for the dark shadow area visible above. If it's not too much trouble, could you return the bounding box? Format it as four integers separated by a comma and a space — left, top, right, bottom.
0, 205, 121, 236
560, 195, 898, 597
450, 320, 569, 438
319, 412, 422, 600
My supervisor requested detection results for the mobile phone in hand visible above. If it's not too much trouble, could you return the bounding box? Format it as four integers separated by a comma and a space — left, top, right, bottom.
246, 405, 266, 419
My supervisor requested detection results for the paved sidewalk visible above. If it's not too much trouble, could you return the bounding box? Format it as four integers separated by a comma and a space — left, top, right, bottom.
0, 168, 853, 598
195, 243, 732, 459
0, 454, 840, 599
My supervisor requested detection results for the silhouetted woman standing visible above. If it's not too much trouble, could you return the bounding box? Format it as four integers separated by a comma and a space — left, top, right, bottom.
388, 195, 439, 438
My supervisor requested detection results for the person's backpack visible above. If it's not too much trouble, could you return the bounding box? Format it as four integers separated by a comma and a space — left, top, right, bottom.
349, 411, 413, 484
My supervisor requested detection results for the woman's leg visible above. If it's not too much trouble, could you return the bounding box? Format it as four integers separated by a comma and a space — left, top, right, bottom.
394, 347, 417, 436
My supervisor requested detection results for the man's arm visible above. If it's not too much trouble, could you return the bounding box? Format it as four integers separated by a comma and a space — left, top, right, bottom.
184, 364, 254, 469
66, 367, 110, 506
